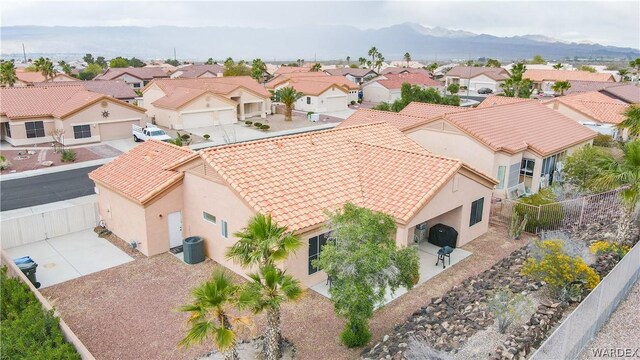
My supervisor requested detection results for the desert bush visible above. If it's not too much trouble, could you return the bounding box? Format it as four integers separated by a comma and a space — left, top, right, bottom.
60, 149, 76, 163
593, 133, 615, 148
357, 99, 363, 104
259, 124, 270, 130
487, 286, 534, 333
515, 188, 563, 233
405, 336, 452, 360
590, 240, 630, 258
245, 121, 253, 126
522, 239, 600, 302
350, 100, 356, 105
253, 122, 263, 128
203, 134, 210, 140
0, 154, 11, 170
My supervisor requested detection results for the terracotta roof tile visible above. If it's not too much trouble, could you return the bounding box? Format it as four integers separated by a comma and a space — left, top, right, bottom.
565, 80, 618, 95
550, 91, 629, 124
324, 68, 377, 77
338, 109, 429, 131
15, 69, 75, 84
399, 102, 470, 118
476, 96, 535, 108
96, 67, 169, 81
89, 141, 194, 205
601, 84, 640, 104
446, 66, 510, 81
523, 69, 615, 82
149, 77, 270, 98
33, 80, 138, 100
382, 67, 432, 76
172, 64, 225, 78
273, 67, 311, 75
374, 73, 442, 89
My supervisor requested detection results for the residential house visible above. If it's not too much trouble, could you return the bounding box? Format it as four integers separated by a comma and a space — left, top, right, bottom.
95, 67, 169, 90
381, 67, 432, 77
13, 68, 76, 87
142, 77, 271, 129
444, 66, 510, 93
323, 68, 378, 85
388, 61, 427, 69
265, 73, 359, 113
564, 80, 619, 95
523, 69, 616, 93
476, 96, 535, 109
362, 73, 442, 103
340, 101, 596, 197
170, 64, 225, 78
544, 91, 631, 140
90, 123, 497, 287
273, 66, 311, 76
33, 80, 138, 103
0, 85, 146, 146
599, 83, 640, 104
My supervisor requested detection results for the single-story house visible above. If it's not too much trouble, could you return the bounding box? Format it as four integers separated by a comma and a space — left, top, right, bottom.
33, 80, 138, 103
142, 77, 271, 129
0, 85, 147, 146
324, 68, 378, 85
273, 66, 311, 76
444, 66, 510, 93
564, 80, 619, 95
340, 101, 597, 197
599, 83, 640, 104
13, 68, 76, 87
381, 67, 432, 77
523, 69, 616, 93
544, 91, 631, 140
89, 123, 497, 287
362, 73, 443, 103
95, 67, 170, 90
265, 73, 359, 113
170, 64, 225, 78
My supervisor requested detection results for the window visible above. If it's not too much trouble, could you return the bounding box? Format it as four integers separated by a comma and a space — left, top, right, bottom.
25, 121, 45, 138
306, 97, 311, 104
73, 125, 91, 139
203, 212, 216, 224
133, 82, 141, 88
540, 152, 565, 186
507, 163, 520, 188
308, 232, 330, 274
3, 122, 11, 138
496, 166, 506, 189
221, 220, 228, 238
520, 158, 535, 177
469, 198, 484, 226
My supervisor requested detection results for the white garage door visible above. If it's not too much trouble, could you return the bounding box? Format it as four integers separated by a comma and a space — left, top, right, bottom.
182, 112, 214, 129
216, 109, 236, 125
325, 96, 347, 112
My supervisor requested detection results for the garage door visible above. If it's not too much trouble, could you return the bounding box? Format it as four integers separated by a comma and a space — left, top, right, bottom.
99, 120, 141, 141
215, 109, 236, 125
182, 112, 214, 129
325, 96, 347, 112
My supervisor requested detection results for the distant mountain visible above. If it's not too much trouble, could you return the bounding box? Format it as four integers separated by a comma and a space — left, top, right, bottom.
1, 23, 638, 61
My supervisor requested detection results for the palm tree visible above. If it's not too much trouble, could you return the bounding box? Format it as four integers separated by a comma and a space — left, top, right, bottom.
375, 53, 385, 73
310, 63, 322, 72
427, 62, 438, 75
178, 269, 251, 360
553, 63, 564, 70
592, 140, 640, 244
238, 264, 303, 360
618, 69, 630, 82
368, 47, 378, 69
358, 57, 367, 67
551, 80, 571, 96
618, 105, 640, 138
0, 61, 17, 87
346, 56, 350, 65
272, 87, 304, 121
403, 52, 411, 67
58, 61, 72, 75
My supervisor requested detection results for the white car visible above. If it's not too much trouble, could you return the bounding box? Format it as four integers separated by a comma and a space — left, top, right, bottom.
132, 123, 172, 142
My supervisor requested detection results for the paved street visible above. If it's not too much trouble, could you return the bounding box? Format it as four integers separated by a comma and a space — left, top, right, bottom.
0, 166, 99, 211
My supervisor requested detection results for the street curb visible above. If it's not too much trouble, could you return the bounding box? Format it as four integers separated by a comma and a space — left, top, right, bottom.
0, 157, 115, 181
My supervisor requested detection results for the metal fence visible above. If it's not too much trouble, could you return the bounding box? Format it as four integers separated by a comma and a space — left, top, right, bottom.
490, 188, 623, 233
530, 239, 640, 360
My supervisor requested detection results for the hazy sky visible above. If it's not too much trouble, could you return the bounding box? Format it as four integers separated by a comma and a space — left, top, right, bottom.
2, 0, 639, 48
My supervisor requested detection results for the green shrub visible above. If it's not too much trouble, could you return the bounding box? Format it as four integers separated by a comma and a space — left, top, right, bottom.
340, 320, 371, 347
60, 149, 76, 163
0, 154, 11, 170
514, 188, 563, 233
259, 124, 270, 130
357, 99, 363, 104
593, 134, 614, 148
253, 122, 263, 128
350, 100, 356, 105
0, 267, 80, 359
307, 111, 314, 117
372, 102, 391, 111
245, 121, 253, 126
203, 134, 210, 140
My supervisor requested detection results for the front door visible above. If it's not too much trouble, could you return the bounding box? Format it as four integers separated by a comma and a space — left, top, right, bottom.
168, 211, 183, 249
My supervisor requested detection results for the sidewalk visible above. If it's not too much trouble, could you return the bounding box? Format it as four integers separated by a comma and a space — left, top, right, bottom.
0, 157, 115, 181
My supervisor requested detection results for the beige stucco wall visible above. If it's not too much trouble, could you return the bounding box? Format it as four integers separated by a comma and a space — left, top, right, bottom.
1, 117, 55, 146
143, 185, 184, 256
114, 73, 145, 89
96, 185, 149, 254
468, 74, 501, 91
363, 81, 391, 103
294, 87, 348, 113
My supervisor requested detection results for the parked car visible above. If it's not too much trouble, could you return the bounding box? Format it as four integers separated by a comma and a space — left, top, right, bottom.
477, 88, 493, 94
132, 123, 171, 142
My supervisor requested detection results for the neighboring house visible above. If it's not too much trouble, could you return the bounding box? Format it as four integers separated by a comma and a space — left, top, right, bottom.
33, 80, 138, 103
341, 101, 596, 197
265, 73, 359, 112
0, 85, 146, 146
523, 69, 616, 93
273, 66, 311, 76
564, 80, 619, 95
323, 68, 378, 85
388, 61, 427, 69
90, 123, 497, 287
95, 67, 169, 90
170, 64, 225, 78
13, 68, 76, 87
362, 73, 442, 103
381, 67, 432, 77
142, 77, 271, 129
444, 66, 510, 93
544, 91, 631, 140
476, 96, 535, 109
599, 83, 640, 104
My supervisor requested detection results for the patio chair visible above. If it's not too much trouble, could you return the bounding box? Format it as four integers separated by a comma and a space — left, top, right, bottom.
436, 246, 454, 269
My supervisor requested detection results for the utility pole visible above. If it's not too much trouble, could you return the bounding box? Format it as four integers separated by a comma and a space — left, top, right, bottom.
22, 43, 27, 63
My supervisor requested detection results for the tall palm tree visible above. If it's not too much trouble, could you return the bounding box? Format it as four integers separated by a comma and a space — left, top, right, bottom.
551, 80, 571, 96
238, 265, 303, 360
553, 63, 564, 70
358, 57, 366, 67
618, 105, 640, 138
618, 68, 630, 82
403, 52, 411, 67
368, 47, 378, 69
272, 87, 304, 121
592, 140, 640, 244
178, 269, 251, 360
310, 63, 322, 72
375, 53, 385, 73
42, 60, 55, 81
346, 56, 350, 65
0, 61, 17, 87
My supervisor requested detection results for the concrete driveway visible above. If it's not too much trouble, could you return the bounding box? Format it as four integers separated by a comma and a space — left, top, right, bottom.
4, 229, 133, 288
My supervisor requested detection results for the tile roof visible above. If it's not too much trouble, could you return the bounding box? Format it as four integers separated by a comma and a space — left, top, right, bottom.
398, 102, 470, 118
89, 141, 194, 205
338, 109, 432, 131
523, 69, 615, 82
96, 67, 169, 81
148, 77, 271, 100
265, 73, 359, 95
550, 91, 629, 124
565, 80, 618, 95
374, 73, 442, 89
324, 68, 377, 77
171, 64, 225, 78
15, 69, 75, 84
445, 66, 509, 81
273, 67, 311, 75
601, 84, 640, 104
441, 101, 597, 156
33, 80, 138, 100
152, 87, 235, 110
476, 96, 535, 108
381, 67, 431, 76
200, 123, 468, 231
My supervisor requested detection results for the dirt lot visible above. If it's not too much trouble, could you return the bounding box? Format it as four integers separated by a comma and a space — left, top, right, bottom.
42, 226, 531, 360
0, 144, 121, 174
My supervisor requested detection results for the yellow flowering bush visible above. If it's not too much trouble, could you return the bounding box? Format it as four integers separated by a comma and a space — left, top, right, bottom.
590, 241, 630, 257
522, 240, 600, 301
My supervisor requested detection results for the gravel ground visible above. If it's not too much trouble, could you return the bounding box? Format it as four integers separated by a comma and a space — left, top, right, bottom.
0, 144, 121, 174
42, 226, 531, 360
579, 279, 640, 359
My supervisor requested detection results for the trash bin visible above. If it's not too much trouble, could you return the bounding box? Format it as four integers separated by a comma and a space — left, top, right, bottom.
183, 236, 205, 264
14, 256, 40, 289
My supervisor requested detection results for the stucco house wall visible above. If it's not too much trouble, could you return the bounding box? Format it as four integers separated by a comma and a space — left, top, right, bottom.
96, 185, 149, 254
362, 81, 391, 103
294, 87, 348, 113
143, 185, 184, 256
1, 117, 55, 146
468, 74, 502, 92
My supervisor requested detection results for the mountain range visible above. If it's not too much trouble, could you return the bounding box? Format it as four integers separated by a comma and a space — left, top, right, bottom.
1, 23, 638, 61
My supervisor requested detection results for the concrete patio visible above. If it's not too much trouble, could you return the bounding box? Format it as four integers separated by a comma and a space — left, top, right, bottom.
311, 242, 472, 306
